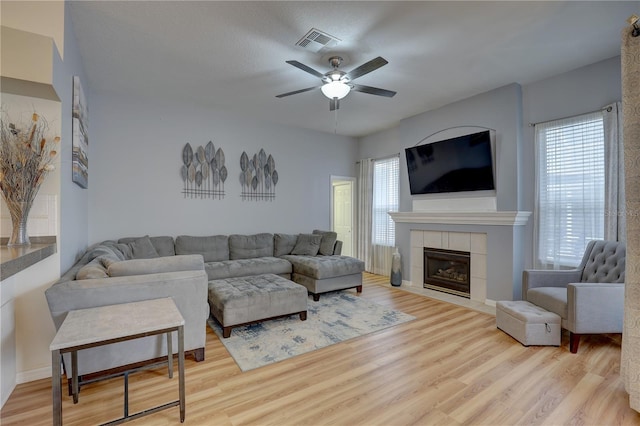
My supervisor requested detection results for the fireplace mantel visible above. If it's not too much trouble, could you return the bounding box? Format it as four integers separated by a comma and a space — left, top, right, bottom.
389, 211, 531, 226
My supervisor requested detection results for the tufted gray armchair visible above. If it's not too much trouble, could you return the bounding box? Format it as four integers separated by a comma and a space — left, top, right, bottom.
523, 240, 625, 353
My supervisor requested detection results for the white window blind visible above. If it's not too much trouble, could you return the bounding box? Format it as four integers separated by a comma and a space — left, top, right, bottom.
372, 156, 399, 246
535, 111, 605, 268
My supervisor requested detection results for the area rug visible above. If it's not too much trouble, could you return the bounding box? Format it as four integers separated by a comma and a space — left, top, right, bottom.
208, 292, 415, 371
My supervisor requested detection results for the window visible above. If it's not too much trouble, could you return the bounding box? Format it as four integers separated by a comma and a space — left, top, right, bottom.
372, 156, 399, 246
535, 111, 605, 267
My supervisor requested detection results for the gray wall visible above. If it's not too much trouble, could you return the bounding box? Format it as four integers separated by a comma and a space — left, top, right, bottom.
53, 4, 90, 271
358, 56, 623, 299
88, 92, 357, 243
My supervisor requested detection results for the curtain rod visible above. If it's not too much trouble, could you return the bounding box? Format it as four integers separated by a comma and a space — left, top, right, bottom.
528, 105, 613, 127
356, 153, 400, 164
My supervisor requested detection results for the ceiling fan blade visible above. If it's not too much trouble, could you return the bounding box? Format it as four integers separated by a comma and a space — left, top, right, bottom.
345, 57, 388, 81
276, 86, 321, 98
351, 84, 396, 98
286, 60, 325, 78
329, 98, 339, 111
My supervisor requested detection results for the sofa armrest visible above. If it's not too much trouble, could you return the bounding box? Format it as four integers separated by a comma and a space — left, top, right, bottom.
46, 269, 209, 376
522, 269, 582, 299
567, 282, 624, 334
45, 270, 209, 330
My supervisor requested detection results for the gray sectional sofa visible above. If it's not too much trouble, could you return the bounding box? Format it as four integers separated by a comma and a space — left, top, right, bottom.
45, 231, 364, 380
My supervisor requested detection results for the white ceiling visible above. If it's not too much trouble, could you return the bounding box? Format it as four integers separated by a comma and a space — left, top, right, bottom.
68, 1, 638, 138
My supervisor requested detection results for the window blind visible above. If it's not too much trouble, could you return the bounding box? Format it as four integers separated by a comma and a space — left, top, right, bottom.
535, 111, 605, 268
372, 156, 399, 247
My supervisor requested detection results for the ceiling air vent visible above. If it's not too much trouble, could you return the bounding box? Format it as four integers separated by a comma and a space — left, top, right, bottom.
295, 28, 340, 53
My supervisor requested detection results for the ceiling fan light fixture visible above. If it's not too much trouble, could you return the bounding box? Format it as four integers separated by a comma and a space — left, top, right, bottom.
321, 81, 350, 100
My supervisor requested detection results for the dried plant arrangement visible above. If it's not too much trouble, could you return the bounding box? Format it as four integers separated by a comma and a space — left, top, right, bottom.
0, 111, 59, 246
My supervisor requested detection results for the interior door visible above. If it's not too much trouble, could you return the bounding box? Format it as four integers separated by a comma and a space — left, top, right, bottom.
332, 180, 354, 257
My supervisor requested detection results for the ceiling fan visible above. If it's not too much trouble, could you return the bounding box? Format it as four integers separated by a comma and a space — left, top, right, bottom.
276, 56, 396, 111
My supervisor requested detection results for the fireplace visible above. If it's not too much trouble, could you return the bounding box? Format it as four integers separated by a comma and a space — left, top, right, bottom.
423, 248, 471, 298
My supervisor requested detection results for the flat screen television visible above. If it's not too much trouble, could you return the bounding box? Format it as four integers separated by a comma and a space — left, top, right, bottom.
405, 130, 495, 195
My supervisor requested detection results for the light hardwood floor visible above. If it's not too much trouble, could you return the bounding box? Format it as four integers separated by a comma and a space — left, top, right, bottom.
2, 273, 638, 425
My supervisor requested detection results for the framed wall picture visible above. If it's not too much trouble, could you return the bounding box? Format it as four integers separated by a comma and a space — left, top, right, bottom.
72, 75, 88, 188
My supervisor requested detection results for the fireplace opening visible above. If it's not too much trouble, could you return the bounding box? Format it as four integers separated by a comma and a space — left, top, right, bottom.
424, 247, 470, 298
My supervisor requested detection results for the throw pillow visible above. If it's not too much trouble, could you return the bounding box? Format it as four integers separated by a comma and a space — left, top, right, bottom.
291, 233, 322, 256
127, 235, 159, 259
175, 235, 229, 262
313, 229, 338, 256
274, 233, 298, 256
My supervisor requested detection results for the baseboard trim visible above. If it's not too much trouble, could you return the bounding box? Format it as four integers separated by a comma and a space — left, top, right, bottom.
16, 366, 51, 384
485, 299, 497, 307
1, 381, 16, 409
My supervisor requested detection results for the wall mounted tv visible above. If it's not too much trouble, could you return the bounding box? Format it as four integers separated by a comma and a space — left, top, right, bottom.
405, 130, 495, 195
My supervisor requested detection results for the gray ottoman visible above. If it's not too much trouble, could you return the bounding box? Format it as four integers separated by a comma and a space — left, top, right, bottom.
208, 274, 307, 338
281, 255, 365, 301
496, 300, 561, 346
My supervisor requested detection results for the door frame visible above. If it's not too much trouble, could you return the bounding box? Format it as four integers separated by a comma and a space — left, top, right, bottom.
330, 175, 356, 257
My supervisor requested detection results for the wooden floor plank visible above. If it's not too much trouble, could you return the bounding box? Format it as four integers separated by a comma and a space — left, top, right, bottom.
2, 272, 639, 425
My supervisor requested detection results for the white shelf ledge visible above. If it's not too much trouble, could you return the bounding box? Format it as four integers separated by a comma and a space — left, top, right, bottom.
389, 211, 531, 226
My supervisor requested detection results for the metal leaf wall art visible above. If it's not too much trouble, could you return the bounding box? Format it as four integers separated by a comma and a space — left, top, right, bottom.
239, 148, 278, 201
181, 141, 227, 199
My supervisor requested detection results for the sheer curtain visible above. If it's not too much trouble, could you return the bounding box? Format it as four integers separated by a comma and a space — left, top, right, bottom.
603, 102, 625, 241
534, 112, 605, 268
621, 23, 640, 414
356, 159, 373, 272
370, 156, 399, 275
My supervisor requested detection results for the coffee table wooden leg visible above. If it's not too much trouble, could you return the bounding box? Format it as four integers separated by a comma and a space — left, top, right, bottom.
167, 331, 173, 379
52, 350, 62, 426
71, 351, 78, 403
178, 325, 185, 423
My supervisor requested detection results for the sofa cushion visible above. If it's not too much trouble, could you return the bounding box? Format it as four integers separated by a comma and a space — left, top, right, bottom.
118, 236, 175, 257
229, 233, 274, 260
282, 255, 364, 279
291, 234, 322, 256
119, 236, 159, 259
108, 255, 205, 277
527, 287, 568, 319
313, 230, 338, 256
205, 257, 292, 280
274, 233, 298, 257
175, 235, 229, 262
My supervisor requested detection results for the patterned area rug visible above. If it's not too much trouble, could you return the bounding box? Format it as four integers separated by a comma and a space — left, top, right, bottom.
208, 292, 415, 371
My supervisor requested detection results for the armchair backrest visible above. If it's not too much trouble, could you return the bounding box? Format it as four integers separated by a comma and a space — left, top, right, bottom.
578, 240, 625, 283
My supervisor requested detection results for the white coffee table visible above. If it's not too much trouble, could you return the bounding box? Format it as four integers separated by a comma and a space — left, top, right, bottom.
50, 298, 185, 425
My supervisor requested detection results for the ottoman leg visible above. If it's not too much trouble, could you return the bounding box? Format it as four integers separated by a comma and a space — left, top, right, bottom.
356, 285, 362, 293
300, 311, 307, 321
223, 326, 232, 339
193, 347, 205, 362
313, 294, 320, 302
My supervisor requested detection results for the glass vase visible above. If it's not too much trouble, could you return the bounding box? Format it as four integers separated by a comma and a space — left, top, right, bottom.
7, 201, 32, 246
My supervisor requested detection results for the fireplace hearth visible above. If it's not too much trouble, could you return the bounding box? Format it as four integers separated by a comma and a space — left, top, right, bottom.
424, 247, 471, 298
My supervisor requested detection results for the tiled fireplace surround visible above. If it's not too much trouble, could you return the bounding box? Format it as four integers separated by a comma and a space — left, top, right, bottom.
390, 210, 531, 306
411, 230, 488, 302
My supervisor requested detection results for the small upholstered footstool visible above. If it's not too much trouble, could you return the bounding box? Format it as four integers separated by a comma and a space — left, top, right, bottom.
208, 274, 308, 338
496, 300, 561, 346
